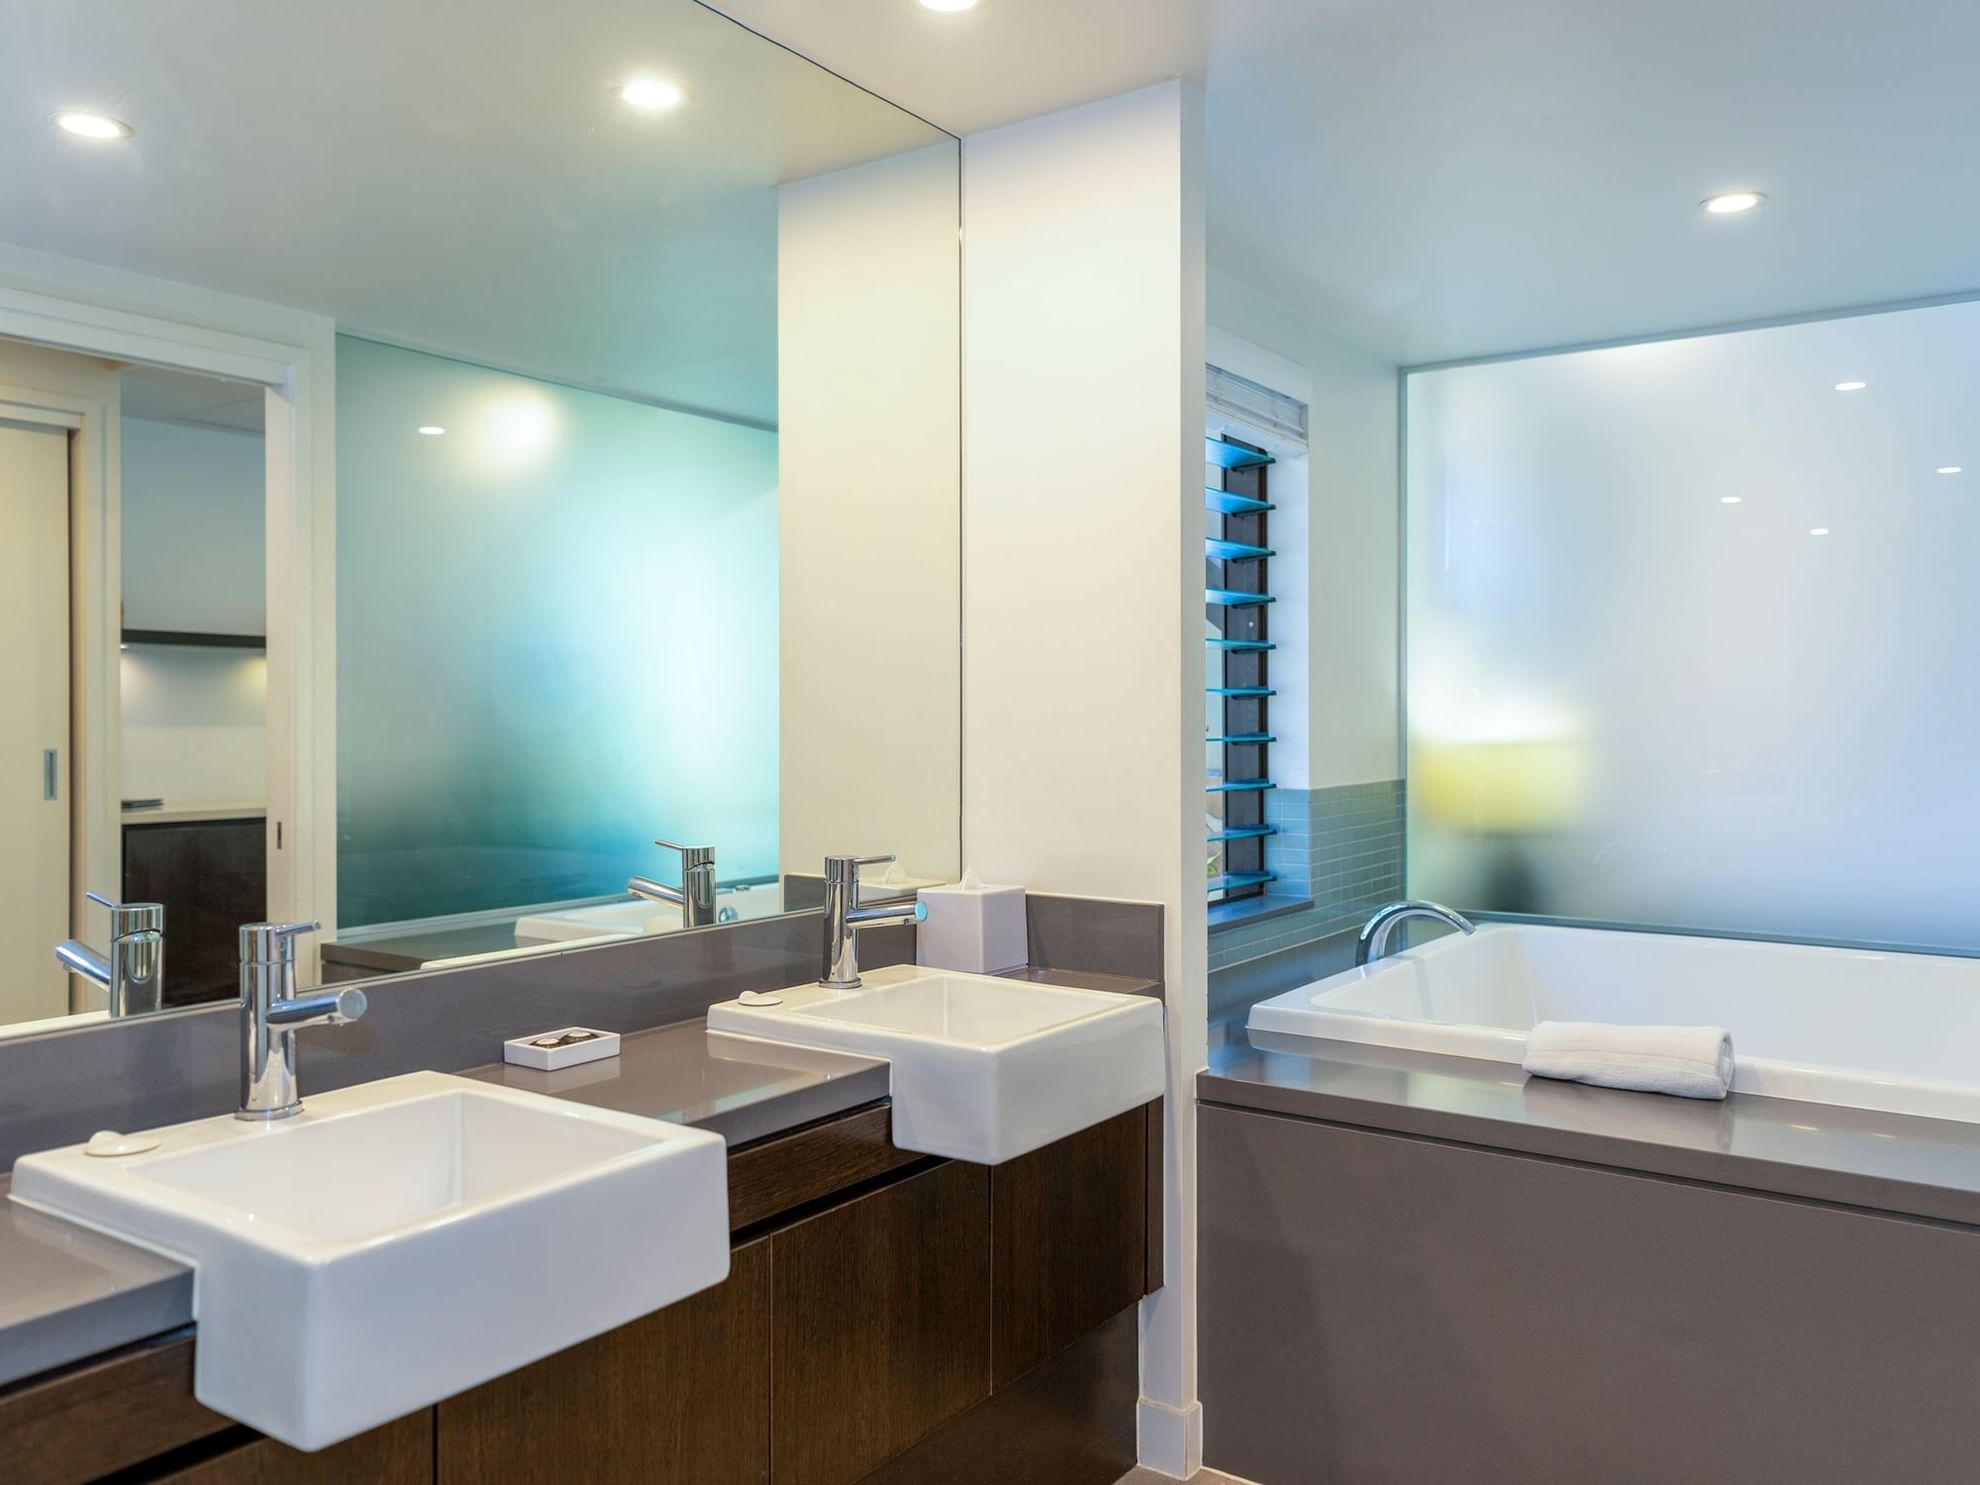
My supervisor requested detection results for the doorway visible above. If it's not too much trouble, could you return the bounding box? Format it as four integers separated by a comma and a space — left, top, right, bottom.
0, 415, 73, 1021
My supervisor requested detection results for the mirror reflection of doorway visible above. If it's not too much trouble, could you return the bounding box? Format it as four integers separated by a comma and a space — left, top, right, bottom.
117, 366, 269, 1007
0, 339, 270, 1020
0, 415, 72, 1022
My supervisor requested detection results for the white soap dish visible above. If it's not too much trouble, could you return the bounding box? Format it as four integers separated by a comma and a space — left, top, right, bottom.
503, 1027, 621, 1071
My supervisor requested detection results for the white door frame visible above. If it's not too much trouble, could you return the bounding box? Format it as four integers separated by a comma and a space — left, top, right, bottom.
0, 270, 337, 974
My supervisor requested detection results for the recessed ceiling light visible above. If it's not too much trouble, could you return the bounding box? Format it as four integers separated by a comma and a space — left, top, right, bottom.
417, 425, 446, 436
1701, 190, 1766, 215
1937, 466, 1962, 475
1809, 527, 1831, 537
53, 111, 132, 142
918, 0, 980, 10
1834, 381, 1867, 392
1719, 495, 1743, 505
620, 77, 685, 111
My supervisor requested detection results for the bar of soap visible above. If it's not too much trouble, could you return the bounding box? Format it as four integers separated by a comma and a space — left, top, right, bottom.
503, 1027, 620, 1071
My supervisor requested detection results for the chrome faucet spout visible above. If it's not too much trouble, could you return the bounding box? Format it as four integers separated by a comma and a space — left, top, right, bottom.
55, 940, 110, 986
1354, 899, 1476, 967
819, 854, 927, 990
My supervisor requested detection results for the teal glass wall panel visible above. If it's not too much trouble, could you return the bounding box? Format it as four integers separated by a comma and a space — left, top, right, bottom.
1406, 299, 1980, 952
337, 336, 779, 926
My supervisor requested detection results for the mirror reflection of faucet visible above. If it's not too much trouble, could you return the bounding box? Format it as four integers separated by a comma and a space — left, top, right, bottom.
627, 839, 718, 929
54, 892, 165, 1018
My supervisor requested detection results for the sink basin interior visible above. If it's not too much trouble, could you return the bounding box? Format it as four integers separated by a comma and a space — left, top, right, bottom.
133, 1090, 660, 1245
790, 974, 1119, 1045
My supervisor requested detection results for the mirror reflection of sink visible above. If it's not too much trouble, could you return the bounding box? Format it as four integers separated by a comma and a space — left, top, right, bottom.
706, 966, 1165, 1164
513, 883, 787, 946
9, 1072, 727, 1451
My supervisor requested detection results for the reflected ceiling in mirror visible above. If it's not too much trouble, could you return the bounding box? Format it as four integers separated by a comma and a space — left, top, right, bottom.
0, 0, 960, 1025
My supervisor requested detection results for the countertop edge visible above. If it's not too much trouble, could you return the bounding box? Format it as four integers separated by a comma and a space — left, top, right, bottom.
1198, 1054, 1980, 1230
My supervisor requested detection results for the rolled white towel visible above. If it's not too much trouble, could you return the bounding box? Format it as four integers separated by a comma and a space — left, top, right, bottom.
1522, 1020, 1734, 1101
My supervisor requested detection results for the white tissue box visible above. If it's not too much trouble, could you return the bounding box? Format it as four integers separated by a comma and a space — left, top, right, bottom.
916, 876, 1027, 974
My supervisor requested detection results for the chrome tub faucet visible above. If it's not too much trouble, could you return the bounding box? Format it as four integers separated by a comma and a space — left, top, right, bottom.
1354, 900, 1477, 967
55, 891, 165, 1018
820, 854, 927, 991
238, 921, 366, 1121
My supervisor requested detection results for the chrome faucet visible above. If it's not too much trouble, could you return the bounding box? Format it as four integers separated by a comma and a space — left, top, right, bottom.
820, 854, 927, 991
55, 892, 165, 1018
237, 922, 366, 1121
628, 839, 717, 929
1354, 899, 1476, 967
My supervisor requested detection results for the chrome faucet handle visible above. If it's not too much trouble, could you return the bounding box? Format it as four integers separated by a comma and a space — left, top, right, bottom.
84, 891, 165, 938
653, 838, 716, 872
240, 921, 320, 965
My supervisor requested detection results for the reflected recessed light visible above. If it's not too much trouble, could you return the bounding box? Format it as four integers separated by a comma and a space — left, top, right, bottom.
1701, 190, 1765, 215
918, 0, 980, 10
417, 425, 445, 436
1834, 380, 1867, 392
53, 111, 132, 142
620, 77, 685, 111
1719, 495, 1743, 504
1809, 527, 1831, 537
1938, 466, 1962, 475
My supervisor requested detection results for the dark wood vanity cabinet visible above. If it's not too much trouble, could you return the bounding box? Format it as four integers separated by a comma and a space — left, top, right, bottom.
772, 1160, 992, 1484
13, 1100, 1157, 1485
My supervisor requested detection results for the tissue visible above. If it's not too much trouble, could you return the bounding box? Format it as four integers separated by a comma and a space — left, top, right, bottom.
916, 869, 1027, 974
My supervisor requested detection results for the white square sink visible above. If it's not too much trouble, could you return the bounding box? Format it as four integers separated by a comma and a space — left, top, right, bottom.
9, 1072, 728, 1451
706, 966, 1165, 1164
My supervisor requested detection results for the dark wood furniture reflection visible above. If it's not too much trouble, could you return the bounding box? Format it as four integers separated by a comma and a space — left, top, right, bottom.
122, 818, 265, 1007
5, 1098, 1159, 1485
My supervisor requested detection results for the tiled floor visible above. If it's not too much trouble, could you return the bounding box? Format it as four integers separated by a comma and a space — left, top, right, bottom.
1114, 1468, 1254, 1485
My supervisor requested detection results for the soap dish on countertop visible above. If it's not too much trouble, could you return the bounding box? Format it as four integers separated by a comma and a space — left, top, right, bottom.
503, 1027, 620, 1071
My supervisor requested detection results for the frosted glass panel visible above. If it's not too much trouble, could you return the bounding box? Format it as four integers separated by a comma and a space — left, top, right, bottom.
1407, 300, 1980, 950
338, 337, 779, 926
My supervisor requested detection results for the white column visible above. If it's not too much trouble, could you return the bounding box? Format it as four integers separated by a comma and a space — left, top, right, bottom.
960, 81, 1207, 1477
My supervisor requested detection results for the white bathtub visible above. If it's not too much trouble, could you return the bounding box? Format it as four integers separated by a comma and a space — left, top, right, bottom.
1247, 922, 1980, 1124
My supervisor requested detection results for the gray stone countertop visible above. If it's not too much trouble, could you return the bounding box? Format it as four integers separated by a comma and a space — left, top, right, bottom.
0, 1019, 886, 1392
1203, 1028, 1980, 1229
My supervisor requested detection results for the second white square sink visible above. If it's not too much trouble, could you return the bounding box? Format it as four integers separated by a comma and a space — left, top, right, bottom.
10, 1072, 728, 1451
706, 966, 1165, 1164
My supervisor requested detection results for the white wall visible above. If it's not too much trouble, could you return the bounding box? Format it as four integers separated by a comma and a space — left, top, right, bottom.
961, 82, 1207, 1475
120, 416, 265, 635
1209, 268, 1402, 787
778, 142, 963, 884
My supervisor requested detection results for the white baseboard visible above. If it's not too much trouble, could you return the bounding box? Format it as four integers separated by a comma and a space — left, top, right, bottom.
1136, 1395, 1203, 1478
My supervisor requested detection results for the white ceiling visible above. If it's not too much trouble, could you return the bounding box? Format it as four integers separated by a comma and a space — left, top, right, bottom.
714, 0, 1980, 364
0, 0, 945, 428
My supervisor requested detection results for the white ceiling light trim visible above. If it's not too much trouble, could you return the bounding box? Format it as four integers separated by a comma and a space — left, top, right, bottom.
620, 77, 686, 111
1700, 189, 1766, 215
53, 111, 133, 141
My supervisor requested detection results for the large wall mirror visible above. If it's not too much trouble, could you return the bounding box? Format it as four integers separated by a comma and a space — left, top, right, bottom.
0, 0, 960, 1030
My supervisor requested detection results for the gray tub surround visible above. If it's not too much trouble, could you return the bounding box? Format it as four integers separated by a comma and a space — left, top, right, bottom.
1199, 1033, 1980, 1484
1209, 780, 1403, 971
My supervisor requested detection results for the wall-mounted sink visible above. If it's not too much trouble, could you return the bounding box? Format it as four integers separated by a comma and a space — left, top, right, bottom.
9, 1072, 727, 1451
706, 966, 1165, 1164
